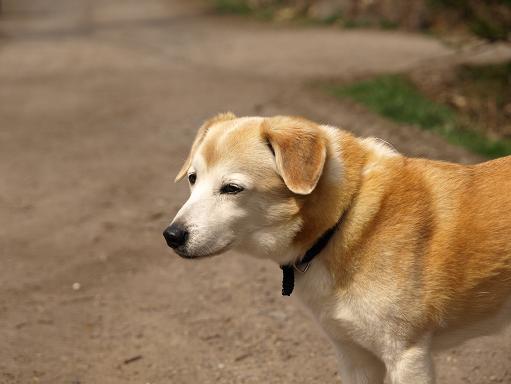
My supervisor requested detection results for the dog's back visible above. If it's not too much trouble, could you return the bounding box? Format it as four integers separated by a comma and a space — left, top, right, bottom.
419, 156, 511, 345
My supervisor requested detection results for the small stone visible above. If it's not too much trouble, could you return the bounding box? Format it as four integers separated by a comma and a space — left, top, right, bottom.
451, 94, 467, 109
72, 282, 81, 291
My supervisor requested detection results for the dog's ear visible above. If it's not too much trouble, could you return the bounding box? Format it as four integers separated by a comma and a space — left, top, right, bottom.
262, 117, 326, 195
175, 112, 237, 182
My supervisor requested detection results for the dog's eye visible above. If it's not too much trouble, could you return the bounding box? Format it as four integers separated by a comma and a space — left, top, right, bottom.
188, 173, 197, 185
220, 183, 244, 195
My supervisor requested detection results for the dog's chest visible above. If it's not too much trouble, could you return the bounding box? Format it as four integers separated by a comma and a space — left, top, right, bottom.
293, 260, 390, 353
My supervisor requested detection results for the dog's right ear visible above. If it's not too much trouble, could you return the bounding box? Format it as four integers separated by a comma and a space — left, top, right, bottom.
175, 112, 236, 182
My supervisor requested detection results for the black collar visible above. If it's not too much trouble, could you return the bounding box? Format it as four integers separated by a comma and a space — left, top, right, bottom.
280, 217, 343, 296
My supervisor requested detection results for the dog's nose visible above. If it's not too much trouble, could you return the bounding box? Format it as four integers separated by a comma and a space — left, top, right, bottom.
163, 224, 189, 249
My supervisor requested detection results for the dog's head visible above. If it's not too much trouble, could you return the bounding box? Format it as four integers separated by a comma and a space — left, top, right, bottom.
163, 114, 341, 264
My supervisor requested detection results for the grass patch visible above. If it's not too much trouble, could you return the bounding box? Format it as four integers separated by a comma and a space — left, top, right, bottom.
212, 0, 277, 20
213, 0, 252, 15
457, 61, 511, 109
327, 75, 511, 158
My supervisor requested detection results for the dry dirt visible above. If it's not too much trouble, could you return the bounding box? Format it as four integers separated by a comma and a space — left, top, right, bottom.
0, 1, 510, 383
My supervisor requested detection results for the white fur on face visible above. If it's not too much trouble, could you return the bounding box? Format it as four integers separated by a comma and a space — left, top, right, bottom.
170, 121, 347, 264
172, 156, 250, 258
171, 151, 302, 261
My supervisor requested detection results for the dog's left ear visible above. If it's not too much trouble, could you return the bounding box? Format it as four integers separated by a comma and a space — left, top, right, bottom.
175, 112, 237, 182
262, 117, 326, 195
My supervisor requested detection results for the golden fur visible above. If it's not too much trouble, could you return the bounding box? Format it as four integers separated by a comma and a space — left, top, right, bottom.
170, 114, 511, 383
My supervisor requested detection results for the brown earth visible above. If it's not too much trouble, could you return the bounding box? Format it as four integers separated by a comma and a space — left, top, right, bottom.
1, 1, 510, 383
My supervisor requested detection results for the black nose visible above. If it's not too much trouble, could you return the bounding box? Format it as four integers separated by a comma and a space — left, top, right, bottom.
163, 224, 189, 249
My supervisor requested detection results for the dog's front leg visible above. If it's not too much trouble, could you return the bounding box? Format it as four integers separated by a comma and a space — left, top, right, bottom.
383, 336, 435, 384
334, 341, 386, 384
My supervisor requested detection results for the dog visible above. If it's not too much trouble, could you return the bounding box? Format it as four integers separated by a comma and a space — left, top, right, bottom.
163, 113, 511, 383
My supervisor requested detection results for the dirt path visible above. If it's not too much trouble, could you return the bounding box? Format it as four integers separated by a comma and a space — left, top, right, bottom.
1, 1, 510, 383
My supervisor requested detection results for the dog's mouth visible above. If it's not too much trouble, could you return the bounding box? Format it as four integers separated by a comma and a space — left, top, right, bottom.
173, 241, 234, 259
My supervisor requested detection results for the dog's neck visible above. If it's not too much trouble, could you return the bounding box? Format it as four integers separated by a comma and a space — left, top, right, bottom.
276, 129, 401, 295
291, 130, 369, 259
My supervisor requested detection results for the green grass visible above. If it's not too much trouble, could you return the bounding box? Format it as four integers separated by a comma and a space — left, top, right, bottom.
213, 0, 252, 15
213, 0, 276, 20
327, 75, 511, 158
457, 61, 511, 108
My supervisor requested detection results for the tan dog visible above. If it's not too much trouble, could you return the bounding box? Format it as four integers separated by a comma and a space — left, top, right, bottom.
163, 114, 511, 384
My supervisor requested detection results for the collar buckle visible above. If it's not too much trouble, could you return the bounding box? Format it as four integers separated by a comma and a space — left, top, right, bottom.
294, 261, 310, 273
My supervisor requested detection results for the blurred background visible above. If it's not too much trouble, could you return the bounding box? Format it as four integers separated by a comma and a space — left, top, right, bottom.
0, 1, 510, 383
